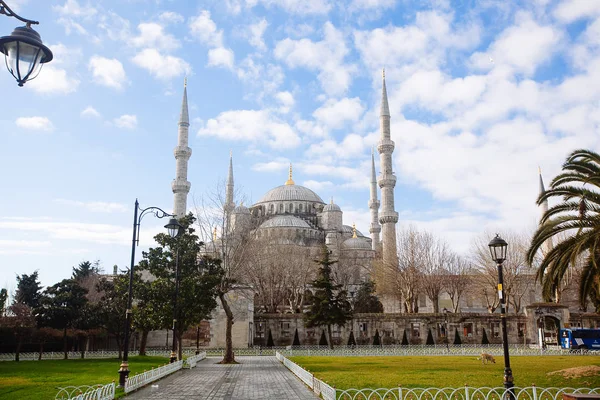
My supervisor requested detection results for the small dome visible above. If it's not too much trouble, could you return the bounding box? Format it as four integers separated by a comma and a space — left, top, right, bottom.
323, 203, 341, 212
342, 225, 364, 237
342, 237, 372, 250
259, 215, 311, 229
233, 204, 250, 214
255, 184, 324, 204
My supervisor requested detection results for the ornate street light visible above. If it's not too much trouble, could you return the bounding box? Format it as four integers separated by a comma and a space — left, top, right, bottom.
488, 234, 515, 397
0, 1, 53, 86
118, 199, 182, 388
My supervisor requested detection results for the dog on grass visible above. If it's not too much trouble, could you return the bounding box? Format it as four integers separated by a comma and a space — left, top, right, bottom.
479, 353, 496, 364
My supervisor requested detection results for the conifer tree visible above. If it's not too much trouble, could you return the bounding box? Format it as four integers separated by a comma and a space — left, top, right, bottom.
426, 328, 435, 345
482, 328, 489, 345
304, 246, 353, 349
373, 329, 381, 346
401, 329, 409, 345
453, 328, 462, 345
292, 328, 300, 346
347, 331, 356, 347
266, 328, 274, 347
319, 330, 328, 346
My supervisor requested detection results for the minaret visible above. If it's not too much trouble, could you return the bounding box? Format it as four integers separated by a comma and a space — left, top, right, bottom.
224, 151, 235, 224
369, 148, 381, 251
538, 167, 553, 255
377, 69, 398, 267
172, 78, 192, 218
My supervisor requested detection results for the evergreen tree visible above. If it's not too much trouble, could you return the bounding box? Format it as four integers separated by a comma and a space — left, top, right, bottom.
292, 328, 300, 346
304, 246, 353, 349
347, 331, 356, 347
426, 328, 435, 345
266, 329, 274, 347
72, 261, 100, 281
482, 328, 490, 345
401, 329, 409, 346
373, 329, 381, 346
319, 330, 328, 346
453, 328, 462, 345
0, 288, 7, 317
96, 273, 130, 359
352, 280, 383, 313
15, 271, 42, 309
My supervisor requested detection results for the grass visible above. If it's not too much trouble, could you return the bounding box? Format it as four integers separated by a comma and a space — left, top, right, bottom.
0, 356, 170, 400
290, 355, 600, 389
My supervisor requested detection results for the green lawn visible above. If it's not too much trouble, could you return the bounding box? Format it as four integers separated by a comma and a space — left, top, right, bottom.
290, 355, 600, 389
0, 356, 170, 400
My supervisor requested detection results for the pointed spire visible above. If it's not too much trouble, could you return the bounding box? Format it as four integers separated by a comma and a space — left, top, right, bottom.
352, 223, 357, 238
539, 166, 546, 195
285, 163, 295, 185
380, 68, 390, 117
227, 151, 234, 186
330, 197, 334, 204
179, 78, 189, 126
371, 147, 377, 183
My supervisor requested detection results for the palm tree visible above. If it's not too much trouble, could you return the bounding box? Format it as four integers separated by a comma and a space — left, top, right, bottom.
526, 149, 600, 310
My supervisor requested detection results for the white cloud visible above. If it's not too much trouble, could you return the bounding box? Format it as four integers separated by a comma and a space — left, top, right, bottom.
189, 10, 223, 47
80, 106, 101, 118
198, 110, 300, 149
88, 56, 127, 90
252, 160, 290, 172
208, 47, 235, 69
27, 65, 80, 94
54, 199, 127, 213
15, 116, 54, 132
348, 0, 396, 11
275, 22, 356, 95
302, 180, 334, 192
248, 19, 268, 50
252, 0, 332, 15
553, 0, 600, 23
159, 11, 184, 24
313, 97, 364, 129
113, 114, 137, 129
275, 91, 295, 113
48, 43, 82, 66
53, 0, 97, 18
306, 134, 368, 161
132, 48, 191, 79
130, 23, 180, 51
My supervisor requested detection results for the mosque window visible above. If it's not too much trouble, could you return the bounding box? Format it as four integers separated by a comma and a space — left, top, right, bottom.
279, 204, 284, 213
299, 203, 303, 213
288, 203, 293, 213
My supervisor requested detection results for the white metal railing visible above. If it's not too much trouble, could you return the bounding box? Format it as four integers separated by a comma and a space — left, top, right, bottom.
276, 351, 336, 400
183, 351, 206, 369
55, 382, 115, 400
124, 360, 183, 394
336, 386, 600, 400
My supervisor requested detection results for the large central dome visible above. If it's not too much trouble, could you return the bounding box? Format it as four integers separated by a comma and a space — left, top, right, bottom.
255, 184, 324, 205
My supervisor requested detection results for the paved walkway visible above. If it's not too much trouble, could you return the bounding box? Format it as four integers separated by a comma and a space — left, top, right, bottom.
125, 356, 318, 399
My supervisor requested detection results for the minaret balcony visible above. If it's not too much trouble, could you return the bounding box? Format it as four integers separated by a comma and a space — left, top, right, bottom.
379, 211, 398, 224
369, 223, 381, 233
368, 199, 380, 208
377, 139, 395, 154
377, 174, 397, 188
171, 179, 191, 193
173, 146, 192, 160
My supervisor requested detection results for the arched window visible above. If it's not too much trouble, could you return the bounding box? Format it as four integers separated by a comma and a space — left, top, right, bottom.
269, 204, 274, 214
288, 203, 293, 213
279, 203, 284, 213
299, 203, 303, 213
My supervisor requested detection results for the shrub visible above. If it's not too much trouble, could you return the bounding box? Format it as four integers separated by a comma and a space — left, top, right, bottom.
373, 329, 381, 346
292, 328, 300, 346
319, 330, 328, 346
426, 329, 435, 345
266, 329, 274, 347
401, 330, 409, 346
347, 331, 356, 347
453, 328, 462, 345
482, 328, 489, 345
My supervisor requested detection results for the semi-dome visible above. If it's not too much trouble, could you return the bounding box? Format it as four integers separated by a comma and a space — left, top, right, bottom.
255, 184, 324, 205
342, 225, 364, 237
323, 202, 341, 212
259, 215, 312, 229
342, 237, 372, 250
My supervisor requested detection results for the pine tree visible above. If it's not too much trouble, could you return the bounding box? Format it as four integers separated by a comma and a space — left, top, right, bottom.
453, 328, 462, 345
426, 328, 435, 345
347, 331, 356, 347
373, 329, 381, 346
401, 329, 409, 346
319, 330, 328, 346
482, 328, 489, 345
292, 328, 300, 346
266, 329, 274, 347
304, 246, 353, 349
352, 280, 383, 313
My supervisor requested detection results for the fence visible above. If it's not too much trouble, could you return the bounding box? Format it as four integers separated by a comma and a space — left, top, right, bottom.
55, 382, 115, 400
184, 351, 206, 368
276, 351, 337, 400
276, 351, 600, 400
124, 360, 183, 394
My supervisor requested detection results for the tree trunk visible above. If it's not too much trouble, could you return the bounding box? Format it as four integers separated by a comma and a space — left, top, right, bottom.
63, 327, 68, 360
219, 293, 235, 363
326, 324, 334, 350
38, 341, 44, 361
177, 331, 183, 361
139, 330, 149, 356
15, 335, 23, 362
116, 336, 123, 360
432, 296, 439, 313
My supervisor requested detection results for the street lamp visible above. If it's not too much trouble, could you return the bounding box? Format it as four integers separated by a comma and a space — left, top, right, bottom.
118, 200, 182, 388
488, 234, 515, 396
443, 308, 449, 352
0, 1, 53, 86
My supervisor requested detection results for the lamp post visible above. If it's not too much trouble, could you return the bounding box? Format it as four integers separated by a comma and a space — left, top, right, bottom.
443, 308, 450, 352
0, 1, 53, 86
118, 200, 182, 388
488, 234, 515, 397
170, 239, 181, 363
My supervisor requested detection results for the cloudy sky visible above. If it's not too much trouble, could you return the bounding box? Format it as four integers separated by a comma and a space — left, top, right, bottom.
1, 0, 599, 290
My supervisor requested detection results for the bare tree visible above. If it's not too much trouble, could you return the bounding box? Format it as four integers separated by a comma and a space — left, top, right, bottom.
422, 235, 452, 313
470, 230, 537, 314
443, 254, 473, 312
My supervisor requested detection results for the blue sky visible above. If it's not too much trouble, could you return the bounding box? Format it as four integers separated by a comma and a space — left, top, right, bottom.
1, 0, 599, 291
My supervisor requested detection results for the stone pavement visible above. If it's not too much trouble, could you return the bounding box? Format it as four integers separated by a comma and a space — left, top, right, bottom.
125, 356, 319, 399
